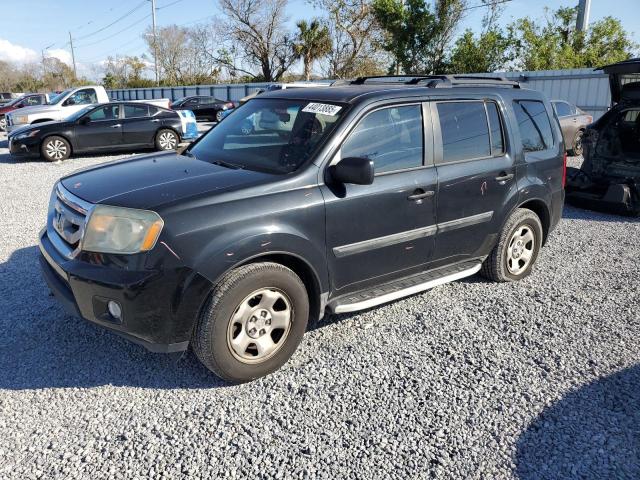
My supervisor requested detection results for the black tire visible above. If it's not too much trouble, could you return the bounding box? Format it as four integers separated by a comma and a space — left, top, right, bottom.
215, 110, 224, 122
41, 135, 71, 161
155, 129, 179, 151
192, 262, 309, 383
0, 116, 6, 132
481, 208, 543, 282
568, 129, 584, 156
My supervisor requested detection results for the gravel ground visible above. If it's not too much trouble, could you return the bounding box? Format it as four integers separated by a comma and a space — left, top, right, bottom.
0, 137, 639, 479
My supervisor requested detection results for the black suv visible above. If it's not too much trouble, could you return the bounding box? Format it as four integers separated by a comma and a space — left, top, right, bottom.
39, 76, 565, 382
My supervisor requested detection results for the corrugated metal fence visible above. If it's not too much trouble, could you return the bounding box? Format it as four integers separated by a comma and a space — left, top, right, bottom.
108, 68, 612, 119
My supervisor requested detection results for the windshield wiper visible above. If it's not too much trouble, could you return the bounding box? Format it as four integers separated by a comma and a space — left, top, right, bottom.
211, 159, 243, 170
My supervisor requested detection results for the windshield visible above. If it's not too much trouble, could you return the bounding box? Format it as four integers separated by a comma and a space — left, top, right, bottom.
48, 89, 72, 105
188, 98, 346, 174
65, 105, 94, 121
4, 97, 23, 107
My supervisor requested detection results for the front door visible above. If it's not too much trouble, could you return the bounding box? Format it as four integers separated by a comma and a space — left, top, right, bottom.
322, 102, 438, 293
431, 99, 517, 267
74, 104, 122, 150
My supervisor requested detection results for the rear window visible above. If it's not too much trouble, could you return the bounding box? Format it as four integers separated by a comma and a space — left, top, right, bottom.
437, 101, 491, 162
513, 100, 554, 153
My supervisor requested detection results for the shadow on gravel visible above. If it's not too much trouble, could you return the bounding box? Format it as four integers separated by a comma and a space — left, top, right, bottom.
0, 246, 227, 390
515, 364, 640, 479
562, 204, 640, 223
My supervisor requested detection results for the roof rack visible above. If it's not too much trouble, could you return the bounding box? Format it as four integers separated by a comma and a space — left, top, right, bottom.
347, 74, 521, 89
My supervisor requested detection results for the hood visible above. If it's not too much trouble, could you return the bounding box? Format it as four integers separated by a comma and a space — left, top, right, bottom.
8, 120, 69, 137
598, 58, 640, 104
60, 152, 275, 210
10, 104, 60, 117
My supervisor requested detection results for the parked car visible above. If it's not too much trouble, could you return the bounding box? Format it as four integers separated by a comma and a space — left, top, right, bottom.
566, 58, 640, 215
9, 102, 198, 161
0, 92, 15, 105
551, 99, 593, 155
39, 75, 564, 382
0, 93, 49, 131
5, 86, 170, 133
170, 96, 234, 122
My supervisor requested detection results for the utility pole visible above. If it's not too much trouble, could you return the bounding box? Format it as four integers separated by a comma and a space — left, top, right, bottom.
150, 0, 159, 86
576, 0, 591, 32
68, 31, 77, 78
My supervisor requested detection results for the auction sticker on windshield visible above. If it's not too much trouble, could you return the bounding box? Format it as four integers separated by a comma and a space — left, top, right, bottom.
302, 103, 342, 116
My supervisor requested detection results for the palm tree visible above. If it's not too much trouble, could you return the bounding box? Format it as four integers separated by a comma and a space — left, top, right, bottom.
294, 19, 332, 81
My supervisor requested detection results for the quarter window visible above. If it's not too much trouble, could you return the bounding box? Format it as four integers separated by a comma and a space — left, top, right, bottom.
553, 101, 572, 117
437, 101, 490, 163
513, 100, 554, 153
123, 104, 149, 118
341, 105, 424, 174
486, 102, 505, 155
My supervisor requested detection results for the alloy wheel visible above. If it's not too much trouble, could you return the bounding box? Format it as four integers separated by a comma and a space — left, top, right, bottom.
506, 225, 535, 275
226, 288, 293, 364
45, 139, 68, 160
158, 132, 177, 150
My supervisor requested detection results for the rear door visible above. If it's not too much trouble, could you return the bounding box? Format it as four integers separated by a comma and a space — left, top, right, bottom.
121, 104, 155, 146
323, 102, 438, 293
74, 104, 122, 150
431, 98, 517, 268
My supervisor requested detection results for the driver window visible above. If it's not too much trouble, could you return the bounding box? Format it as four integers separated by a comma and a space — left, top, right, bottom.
66, 89, 98, 105
341, 105, 424, 174
87, 105, 120, 121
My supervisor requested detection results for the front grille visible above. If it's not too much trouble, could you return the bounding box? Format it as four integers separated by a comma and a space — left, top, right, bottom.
47, 184, 94, 259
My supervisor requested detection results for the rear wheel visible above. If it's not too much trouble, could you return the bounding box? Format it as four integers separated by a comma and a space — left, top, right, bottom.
481, 208, 543, 282
0, 116, 6, 131
192, 262, 309, 383
41, 136, 71, 161
155, 129, 179, 151
569, 129, 584, 156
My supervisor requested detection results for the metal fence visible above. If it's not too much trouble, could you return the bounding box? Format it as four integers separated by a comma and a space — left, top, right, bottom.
108, 68, 612, 119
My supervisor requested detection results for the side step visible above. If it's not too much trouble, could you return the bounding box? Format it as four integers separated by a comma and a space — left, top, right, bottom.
329, 262, 482, 314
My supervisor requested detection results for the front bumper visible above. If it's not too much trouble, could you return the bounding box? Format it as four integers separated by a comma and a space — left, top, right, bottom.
9, 136, 40, 157
38, 228, 211, 353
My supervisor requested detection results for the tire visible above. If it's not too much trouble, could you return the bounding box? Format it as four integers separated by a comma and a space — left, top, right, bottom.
481, 208, 543, 282
155, 129, 179, 151
192, 262, 310, 383
216, 110, 224, 122
568, 129, 584, 156
41, 136, 71, 161
0, 116, 6, 132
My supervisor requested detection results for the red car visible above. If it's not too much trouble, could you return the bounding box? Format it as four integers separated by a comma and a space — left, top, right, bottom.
0, 93, 48, 131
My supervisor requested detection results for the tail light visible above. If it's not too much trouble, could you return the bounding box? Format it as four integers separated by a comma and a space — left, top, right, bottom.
562, 152, 567, 188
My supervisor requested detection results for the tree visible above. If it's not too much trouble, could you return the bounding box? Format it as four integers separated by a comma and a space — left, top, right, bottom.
311, 0, 386, 78
508, 7, 637, 71
215, 0, 297, 81
372, 0, 467, 74
294, 19, 332, 81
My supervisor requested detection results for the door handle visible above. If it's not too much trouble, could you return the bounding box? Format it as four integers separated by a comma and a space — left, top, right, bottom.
407, 189, 435, 201
495, 172, 514, 182
110, 124, 122, 128
151, 119, 160, 123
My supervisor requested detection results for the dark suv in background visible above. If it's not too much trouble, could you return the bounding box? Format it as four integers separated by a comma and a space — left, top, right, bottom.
39, 76, 564, 382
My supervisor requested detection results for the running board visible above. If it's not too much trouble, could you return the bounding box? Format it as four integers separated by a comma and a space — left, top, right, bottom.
330, 262, 482, 314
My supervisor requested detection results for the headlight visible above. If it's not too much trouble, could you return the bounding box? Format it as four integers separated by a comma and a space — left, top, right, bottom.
82, 205, 164, 254
13, 115, 28, 125
14, 129, 40, 140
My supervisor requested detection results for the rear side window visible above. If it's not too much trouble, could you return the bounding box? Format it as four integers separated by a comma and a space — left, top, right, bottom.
486, 102, 504, 155
341, 104, 423, 174
124, 104, 149, 118
437, 101, 490, 162
513, 100, 554, 153
553, 101, 572, 117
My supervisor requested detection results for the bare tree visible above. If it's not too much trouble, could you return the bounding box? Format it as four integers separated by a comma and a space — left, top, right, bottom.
215, 0, 297, 81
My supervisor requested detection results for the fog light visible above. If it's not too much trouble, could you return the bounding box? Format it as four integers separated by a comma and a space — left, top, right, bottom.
107, 300, 122, 320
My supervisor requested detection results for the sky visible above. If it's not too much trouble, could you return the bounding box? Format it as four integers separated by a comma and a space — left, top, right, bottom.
1, 0, 639, 79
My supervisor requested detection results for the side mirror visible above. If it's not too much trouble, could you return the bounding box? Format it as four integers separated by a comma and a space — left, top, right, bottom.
332, 157, 374, 185
15, 103, 24, 109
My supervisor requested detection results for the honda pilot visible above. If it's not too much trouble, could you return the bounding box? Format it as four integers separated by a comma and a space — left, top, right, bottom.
39, 76, 565, 382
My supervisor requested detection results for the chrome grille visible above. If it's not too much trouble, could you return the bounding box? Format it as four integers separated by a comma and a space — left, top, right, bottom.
47, 184, 94, 259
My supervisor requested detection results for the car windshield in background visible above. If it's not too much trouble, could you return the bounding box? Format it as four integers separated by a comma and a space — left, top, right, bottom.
65, 106, 94, 121
48, 89, 72, 104
188, 98, 346, 174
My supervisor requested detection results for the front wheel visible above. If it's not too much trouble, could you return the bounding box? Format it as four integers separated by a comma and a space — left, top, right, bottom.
192, 262, 309, 383
481, 208, 543, 282
215, 110, 224, 122
0, 116, 6, 131
569, 129, 584, 156
41, 136, 71, 161
155, 129, 179, 151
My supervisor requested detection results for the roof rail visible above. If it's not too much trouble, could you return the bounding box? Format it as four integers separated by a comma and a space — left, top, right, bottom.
348, 74, 521, 89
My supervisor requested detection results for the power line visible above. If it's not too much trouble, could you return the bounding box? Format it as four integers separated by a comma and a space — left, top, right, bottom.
74, 13, 152, 48
74, 1, 148, 41
462, 0, 514, 11
157, 0, 185, 10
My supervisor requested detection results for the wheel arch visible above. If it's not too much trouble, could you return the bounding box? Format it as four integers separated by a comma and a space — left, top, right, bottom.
40, 133, 74, 157
516, 198, 551, 244
31, 118, 54, 124
156, 126, 181, 143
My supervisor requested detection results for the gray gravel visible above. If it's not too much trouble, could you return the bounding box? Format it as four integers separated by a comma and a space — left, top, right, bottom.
0, 137, 639, 479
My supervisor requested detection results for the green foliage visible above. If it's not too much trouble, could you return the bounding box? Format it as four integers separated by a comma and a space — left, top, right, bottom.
294, 19, 332, 80
449, 28, 511, 73
508, 7, 638, 71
